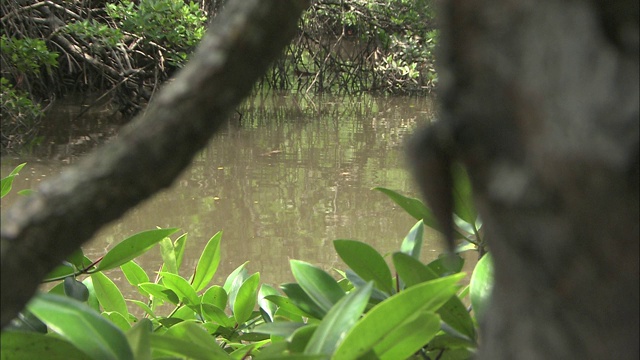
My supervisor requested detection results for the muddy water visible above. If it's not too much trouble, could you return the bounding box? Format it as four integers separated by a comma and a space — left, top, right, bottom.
1, 92, 444, 289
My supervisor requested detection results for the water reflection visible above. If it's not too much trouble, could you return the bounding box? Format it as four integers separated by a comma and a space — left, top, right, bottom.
1, 93, 443, 288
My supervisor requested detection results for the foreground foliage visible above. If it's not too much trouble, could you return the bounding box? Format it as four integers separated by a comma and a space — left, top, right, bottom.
1, 163, 492, 359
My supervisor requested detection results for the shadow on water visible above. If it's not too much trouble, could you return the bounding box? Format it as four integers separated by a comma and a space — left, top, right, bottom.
1, 92, 444, 291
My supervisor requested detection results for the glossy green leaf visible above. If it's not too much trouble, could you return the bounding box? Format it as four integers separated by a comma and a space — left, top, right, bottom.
201, 285, 227, 310
452, 163, 477, 225
223, 262, 249, 293
95, 228, 179, 272
344, 270, 389, 303
138, 283, 179, 304
159, 272, 199, 306
334, 240, 393, 294
374, 312, 440, 360
290, 260, 345, 314
333, 274, 464, 359
120, 260, 149, 287
201, 304, 234, 327
252, 322, 307, 337
192, 231, 222, 292
290, 324, 319, 353
126, 318, 152, 360
304, 282, 372, 355
103, 311, 131, 331
258, 284, 280, 322
373, 187, 439, 229
427, 253, 464, 276
82, 277, 100, 312
164, 321, 229, 357
159, 237, 178, 274
393, 253, 475, 340
27, 293, 133, 360
0, 331, 92, 360
128, 299, 155, 319
470, 253, 494, 321
393, 252, 437, 287
174, 233, 188, 271
400, 220, 424, 258
264, 293, 315, 319
150, 333, 231, 360
91, 272, 129, 319
233, 272, 261, 324
1, 162, 26, 198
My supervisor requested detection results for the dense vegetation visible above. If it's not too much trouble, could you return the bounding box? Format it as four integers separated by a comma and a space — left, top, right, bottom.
1, 164, 493, 359
0, 0, 439, 151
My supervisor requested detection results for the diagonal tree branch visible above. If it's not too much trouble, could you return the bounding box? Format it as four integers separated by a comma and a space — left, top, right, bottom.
1, 0, 309, 329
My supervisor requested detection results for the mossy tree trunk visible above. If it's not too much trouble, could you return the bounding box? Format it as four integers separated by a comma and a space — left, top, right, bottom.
412, 0, 638, 358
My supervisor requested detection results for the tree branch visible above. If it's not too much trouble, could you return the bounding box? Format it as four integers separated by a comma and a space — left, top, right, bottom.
1, 0, 309, 329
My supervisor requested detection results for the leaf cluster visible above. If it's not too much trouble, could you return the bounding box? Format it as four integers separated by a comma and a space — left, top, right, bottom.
1, 163, 494, 359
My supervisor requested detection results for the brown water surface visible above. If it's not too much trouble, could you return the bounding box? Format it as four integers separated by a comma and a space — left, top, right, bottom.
1, 92, 443, 289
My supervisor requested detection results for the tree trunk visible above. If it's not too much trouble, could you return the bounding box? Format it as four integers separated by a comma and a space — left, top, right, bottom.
413, 0, 638, 358
0, 0, 308, 329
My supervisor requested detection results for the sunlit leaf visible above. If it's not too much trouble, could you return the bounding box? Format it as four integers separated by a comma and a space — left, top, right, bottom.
334, 240, 393, 294
223, 261, 249, 294
191, 231, 222, 292
201, 304, 234, 328
120, 260, 149, 287
374, 312, 440, 360
174, 233, 188, 271
1, 162, 26, 198
400, 220, 424, 259
0, 331, 92, 360
333, 274, 464, 359
470, 253, 494, 322
138, 282, 179, 305
426, 253, 464, 276
159, 237, 178, 275
150, 332, 231, 360
126, 318, 152, 360
304, 282, 372, 355
159, 272, 199, 306
27, 293, 133, 360
94, 228, 179, 272
258, 284, 280, 322
290, 260, 345, 314
264, 293, 316, 319
91, 272, 129, 319
103, 311, 131, 331
233, 272, 260, 324
201, 285, 227, 310
252, 322, 307, 338
373, 187, 438, 228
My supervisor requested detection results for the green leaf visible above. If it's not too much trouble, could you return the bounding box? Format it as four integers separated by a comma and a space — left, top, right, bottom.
27, 293, 133, 360
120, 260, 149, 287
0, 331, 92, 360
304, 282, 372, 355
138, 283, 179, 304
164, 321, 229, 356
373, 312, 441, 360
258, 284, 280, 322
95, 228, 179, 272
173, 233, 188, 271
91, 272, 129, 319
103, 311, 131, 331
128, 300, 156, 319
452, 163, 477, 225
201, 304, 234, 327
333, 240, 393, 294
126, 318, 152, 360
252, 322, 307, 337
333, 274, 464, 359
470, 253, 494, 322
159, 237, 178, 274
191, 231, 222, 292
1, 162, 26, 198
400, 220, 424, 259
233, 272, 261, 324
223, 261, 249, 293
43, 264, 75, 281
290, 260, 345, 314
393, 252, 437, 287
427, 253, 464, 276
373, 187, 439, 229
159, 272, 199, 306
150, 331, 231, 360
264, 294, 316, 319
201, 285, 227, 310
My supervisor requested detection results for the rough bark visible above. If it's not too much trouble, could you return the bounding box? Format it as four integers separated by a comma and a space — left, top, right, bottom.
0, 0, 309, 329
412, 0, 638, 358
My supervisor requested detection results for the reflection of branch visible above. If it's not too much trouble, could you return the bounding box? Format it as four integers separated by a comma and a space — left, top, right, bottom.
0, 0, 309, 329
